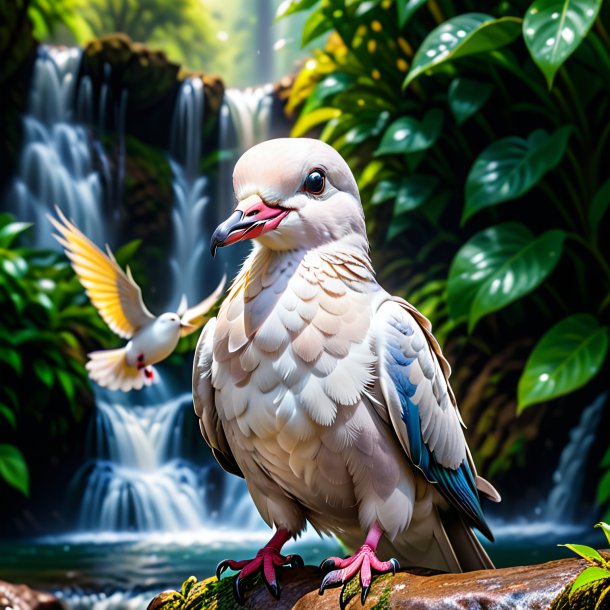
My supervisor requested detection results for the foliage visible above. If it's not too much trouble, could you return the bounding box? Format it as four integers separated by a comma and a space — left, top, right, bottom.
284, 0, 610, 482
26, 0, 220, 71
0, 214, 111, 495
559, 523, 610, 604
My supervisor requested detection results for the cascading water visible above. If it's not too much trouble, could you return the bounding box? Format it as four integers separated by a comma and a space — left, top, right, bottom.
5, 47, 106, 247
543, 392, 607, 523
167, 77, 211, 307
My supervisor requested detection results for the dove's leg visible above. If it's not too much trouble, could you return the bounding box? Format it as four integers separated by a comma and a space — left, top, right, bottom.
319, 521, 399, 606
216, 528, 303, 603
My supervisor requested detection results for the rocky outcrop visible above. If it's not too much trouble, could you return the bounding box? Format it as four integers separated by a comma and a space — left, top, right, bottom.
147, 555, 610, 609
0, 581, 63, 610
81, 34, 224, 150
0, 0, 37, 190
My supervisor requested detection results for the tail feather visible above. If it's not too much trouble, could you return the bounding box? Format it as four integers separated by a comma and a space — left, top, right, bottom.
86, 348, 156, 391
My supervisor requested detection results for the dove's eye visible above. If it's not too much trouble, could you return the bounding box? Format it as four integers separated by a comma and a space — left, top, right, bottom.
304, 169, 325, 195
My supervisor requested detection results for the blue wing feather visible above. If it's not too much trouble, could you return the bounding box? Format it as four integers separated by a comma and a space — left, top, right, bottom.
386, 335, 493, 541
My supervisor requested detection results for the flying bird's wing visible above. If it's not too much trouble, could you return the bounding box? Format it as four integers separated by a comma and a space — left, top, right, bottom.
372, 296, 499, 541
180, 275, 227, 337
193, 318, 243, 477
49, 208, 155, 339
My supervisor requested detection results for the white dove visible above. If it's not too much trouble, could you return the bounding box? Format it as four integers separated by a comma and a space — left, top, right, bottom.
49, 209, 225, 392
194, 138, 500, 605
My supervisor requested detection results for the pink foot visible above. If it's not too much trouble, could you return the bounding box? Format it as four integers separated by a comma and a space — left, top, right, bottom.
319, 522, 399, 606
216, 529, 303, 603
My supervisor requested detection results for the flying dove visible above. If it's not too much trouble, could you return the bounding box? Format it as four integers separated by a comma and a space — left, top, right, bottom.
49, 209, 225, 392
193, 138, 500, 604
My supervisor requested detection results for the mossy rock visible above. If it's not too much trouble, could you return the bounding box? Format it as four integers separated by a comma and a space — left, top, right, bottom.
148, 576, 244, 610
550, 574, 610, 609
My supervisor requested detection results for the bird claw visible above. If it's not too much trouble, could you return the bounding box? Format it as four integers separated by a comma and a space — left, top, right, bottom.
217, 548, 303, 604
318, 545, 399, 605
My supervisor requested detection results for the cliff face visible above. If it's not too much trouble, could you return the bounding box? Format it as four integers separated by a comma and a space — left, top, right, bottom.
147, 555, 610, 610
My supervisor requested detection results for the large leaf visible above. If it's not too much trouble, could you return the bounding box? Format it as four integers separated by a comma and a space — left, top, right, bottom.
0, 222, 32, 248
464, 127, 571, 223
301, 10, 333, 46
397, 0, 427, 28
375, 109, 444, 156
291, 107, 341, 137
0, 444, 29, 495
448, 223, 565, 330
524, 0, 603, 88
276, 0, 318, 20
518, 314, 609, 410
404, 14, 522, 87
570, 566, 610, 594
589, 177, 610, 242
448, 78, 493, 125
394, 175, 439, 214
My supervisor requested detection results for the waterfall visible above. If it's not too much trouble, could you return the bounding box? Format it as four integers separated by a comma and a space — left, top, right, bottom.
543, 392, 607, 523
5, 47, 106, 247
167, 77, 211, 308
72, 381, 263, 533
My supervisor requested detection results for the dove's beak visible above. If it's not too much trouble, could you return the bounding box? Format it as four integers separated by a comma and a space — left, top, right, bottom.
180, 321, 196, 331
210, 194, 289, 257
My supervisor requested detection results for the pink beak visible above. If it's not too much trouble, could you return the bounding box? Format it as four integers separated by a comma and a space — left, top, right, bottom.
210, 195, 288, 256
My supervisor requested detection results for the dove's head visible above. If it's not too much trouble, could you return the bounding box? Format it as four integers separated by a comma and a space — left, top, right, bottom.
210, 138, 366, 254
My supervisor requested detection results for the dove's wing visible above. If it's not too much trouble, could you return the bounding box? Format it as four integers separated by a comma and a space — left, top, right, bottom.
193, 318, 242, 477
49, 209, 155, 339
180, 275, 226, 337
372, 296, 499, 541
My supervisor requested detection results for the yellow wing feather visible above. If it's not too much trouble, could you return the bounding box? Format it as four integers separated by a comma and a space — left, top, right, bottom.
180, 275, 226, 337
49, 208, 154, 339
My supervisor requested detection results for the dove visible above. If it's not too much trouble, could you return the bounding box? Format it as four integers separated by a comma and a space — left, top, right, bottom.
193, 138, 500, 605
49, 208, 225, 392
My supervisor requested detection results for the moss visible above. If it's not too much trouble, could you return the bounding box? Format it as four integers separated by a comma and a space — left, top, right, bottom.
371, 580, 393, 610
550, 575, 610, 609
148, 576, 243, 610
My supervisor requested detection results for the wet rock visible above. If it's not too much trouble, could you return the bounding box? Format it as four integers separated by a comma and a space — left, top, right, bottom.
0, 581, 63, 610
146, 555, 610, 609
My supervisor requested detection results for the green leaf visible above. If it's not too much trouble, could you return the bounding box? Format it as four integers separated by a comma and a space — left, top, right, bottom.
56, 369, 75, 402
291, 107, 341, 137
115, 239, 142, 268
276, 0, 319, 20
33, 359, 54, 388
404, 14, 522, 88
0, 404, 16, 430
464, 127, 571, 223
570, 566, 610, 595
0, 349, 22, 374
595, 522, 610, 547
0, 444, 29, 496
589, 177, 610, 236
523, 0, 603, 88
0, 222, 33, 248
559, 543, 606, 564
394, 175, 439, 214
397, 0, 427, 28
598, 471, 610, 504
518, 314, 609, 410
372, 179, 399, 205
302, 10, 332, 46
448, 223, 566, 329
375, 110, 444, 156
448, 78, 493, 125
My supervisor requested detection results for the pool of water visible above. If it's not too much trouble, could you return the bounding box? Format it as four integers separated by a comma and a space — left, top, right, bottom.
0, 519, 600, 609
